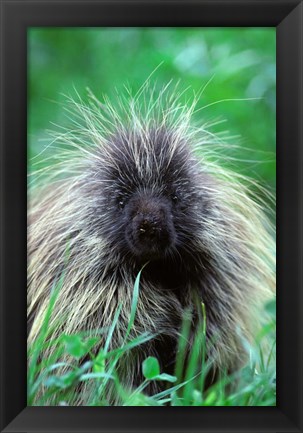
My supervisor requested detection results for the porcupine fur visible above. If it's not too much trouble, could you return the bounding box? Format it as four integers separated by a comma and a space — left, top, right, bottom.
27, 84, 276, 405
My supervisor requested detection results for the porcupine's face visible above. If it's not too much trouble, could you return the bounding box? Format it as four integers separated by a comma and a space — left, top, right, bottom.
100, 128, 203, 262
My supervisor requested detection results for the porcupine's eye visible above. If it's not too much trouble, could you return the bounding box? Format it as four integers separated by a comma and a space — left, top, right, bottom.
116, 195, 126, 210
170, 188, 181, 205
163, 185, 180, 204
171, 194, 179, 204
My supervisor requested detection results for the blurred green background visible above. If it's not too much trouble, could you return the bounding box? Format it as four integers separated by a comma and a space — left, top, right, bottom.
28, 28, 276, 195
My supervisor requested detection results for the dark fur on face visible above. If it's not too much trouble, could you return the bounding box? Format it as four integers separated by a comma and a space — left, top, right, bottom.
92, 127, 207, 265
124, 193, 176, 260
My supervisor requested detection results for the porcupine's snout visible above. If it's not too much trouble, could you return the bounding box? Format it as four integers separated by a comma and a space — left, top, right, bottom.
125, 193, 177, 260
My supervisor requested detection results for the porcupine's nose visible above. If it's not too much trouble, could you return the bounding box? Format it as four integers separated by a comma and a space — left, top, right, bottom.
135, 210, 172, 257
138, 216, 163, 241
126, 194, 176, 259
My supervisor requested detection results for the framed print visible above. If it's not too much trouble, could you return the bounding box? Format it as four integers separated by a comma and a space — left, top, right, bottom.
0, 0, 302, 432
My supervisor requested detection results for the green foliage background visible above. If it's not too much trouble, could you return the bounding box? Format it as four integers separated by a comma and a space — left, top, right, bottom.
28, 27, 276, 191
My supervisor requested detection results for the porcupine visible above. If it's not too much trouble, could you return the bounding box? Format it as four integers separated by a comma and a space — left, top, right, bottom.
27, 84, 275, 405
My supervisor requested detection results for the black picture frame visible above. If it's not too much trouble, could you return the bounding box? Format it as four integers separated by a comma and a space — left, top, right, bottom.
1, 0, 302, 432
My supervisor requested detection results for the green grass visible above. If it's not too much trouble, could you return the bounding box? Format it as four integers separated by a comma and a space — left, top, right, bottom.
27, 270, 276, 407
